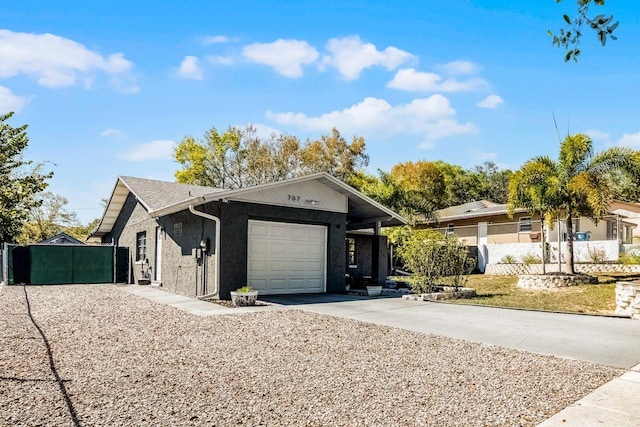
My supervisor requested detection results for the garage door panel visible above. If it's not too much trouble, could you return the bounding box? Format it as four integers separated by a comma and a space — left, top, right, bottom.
248, 220, 326, 295
271, 260, 288, 272
249, 241, 268, 255
249, 260, 268, 272
289, 260, 306, 271
270, 224, 290, 238
307, 243, 324, 256
307, 261, 323, 272
250, 222, 269, 237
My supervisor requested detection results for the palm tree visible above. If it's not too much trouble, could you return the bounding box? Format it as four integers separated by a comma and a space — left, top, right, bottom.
508, 133, 640, 274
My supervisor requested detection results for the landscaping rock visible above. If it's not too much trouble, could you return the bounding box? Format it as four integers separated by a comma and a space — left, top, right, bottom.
616, 281, 640, 319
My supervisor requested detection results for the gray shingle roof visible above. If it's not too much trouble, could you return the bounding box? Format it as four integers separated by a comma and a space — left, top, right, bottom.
119, 176, 221, 212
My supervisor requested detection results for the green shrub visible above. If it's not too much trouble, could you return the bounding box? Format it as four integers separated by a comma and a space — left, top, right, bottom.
620, 251, 640, 265
236, 285, 254, 293
500, 255, 517, 264
521, 253, 542, 265
396, 229, 475, 293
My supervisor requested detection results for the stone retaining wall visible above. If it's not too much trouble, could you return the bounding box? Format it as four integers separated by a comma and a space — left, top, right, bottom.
517, 274, 599, 290
615, 281, 640, 319
402, 288, 476, 301
485, 263, 640, 276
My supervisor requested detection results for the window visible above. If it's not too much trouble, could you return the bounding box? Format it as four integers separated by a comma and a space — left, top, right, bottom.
136, 231, 147, 261
446, 224, 455, 234
519, 217, 532, 233
346, 237, 357, 268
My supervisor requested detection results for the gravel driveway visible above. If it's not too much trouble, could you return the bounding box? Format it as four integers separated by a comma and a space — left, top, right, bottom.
0, 285, 622, 426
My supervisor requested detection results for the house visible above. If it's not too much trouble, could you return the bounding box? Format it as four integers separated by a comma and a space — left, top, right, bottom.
90, 173, 406, 299
417, 200, 639, 270
39, 232, 85, 245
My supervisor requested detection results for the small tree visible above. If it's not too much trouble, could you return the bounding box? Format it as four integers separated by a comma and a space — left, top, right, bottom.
396, 229, 475, 294
0, 113, 52, 242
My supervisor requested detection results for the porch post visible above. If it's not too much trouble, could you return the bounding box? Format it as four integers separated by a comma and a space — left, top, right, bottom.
372, 221, 381, 284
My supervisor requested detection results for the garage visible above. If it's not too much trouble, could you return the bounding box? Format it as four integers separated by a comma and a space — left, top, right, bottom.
247, 220, 326, 295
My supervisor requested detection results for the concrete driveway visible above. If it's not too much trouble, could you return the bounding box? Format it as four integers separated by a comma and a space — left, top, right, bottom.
261, 294, 640, 369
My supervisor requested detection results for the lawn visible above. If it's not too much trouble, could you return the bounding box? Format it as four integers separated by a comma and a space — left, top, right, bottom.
432, 273, 640, 315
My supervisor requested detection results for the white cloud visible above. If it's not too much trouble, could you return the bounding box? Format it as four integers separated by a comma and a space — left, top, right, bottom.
250, 123, 283, 139
0, 30, 138, 93
206, 55, 234, 65
585, 129, 610, 140
477, 94, 504, 109
387, 68, 487, 93
242, 39, 318, 78
120, 140, 177, 161
267, 95, 477, 143
617, 132, 640, 147
321, 36, 414, 80
101, 128, 123, 137
202, 35, 230, 45
177, 56, 203, 80
0, 85, 31, 113
436, 60, 481, 75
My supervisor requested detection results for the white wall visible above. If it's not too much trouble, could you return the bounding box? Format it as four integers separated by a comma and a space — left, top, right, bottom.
486, 240, 620, 264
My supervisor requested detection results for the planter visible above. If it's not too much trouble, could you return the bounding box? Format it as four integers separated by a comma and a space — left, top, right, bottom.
138, 278, 151, 285
230, 290, 259, 306
366, 285, 383, 297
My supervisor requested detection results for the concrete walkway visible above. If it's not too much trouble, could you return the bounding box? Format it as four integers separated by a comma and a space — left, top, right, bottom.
117, 285, 283, 315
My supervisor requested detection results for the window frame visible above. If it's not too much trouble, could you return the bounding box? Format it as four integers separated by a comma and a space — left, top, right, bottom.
518, 217, 532, 233
136, 231, 147, 262
346, 237, 357, 268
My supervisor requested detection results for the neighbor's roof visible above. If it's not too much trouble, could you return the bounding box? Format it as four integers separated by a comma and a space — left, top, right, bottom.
39, 232, 85, 245
417, 200, 527, 224
91, 173, 406, 238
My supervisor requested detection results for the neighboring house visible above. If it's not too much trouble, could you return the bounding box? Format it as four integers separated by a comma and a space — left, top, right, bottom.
90, 173, 405, 299
39, 232, 85, 245
419, 200, 637, 245
418, 200, 639, 270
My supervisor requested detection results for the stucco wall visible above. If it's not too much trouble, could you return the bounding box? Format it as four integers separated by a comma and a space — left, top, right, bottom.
104, 193, 218, 297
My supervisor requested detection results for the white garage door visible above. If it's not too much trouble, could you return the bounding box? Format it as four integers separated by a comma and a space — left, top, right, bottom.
247, 220, 326, 295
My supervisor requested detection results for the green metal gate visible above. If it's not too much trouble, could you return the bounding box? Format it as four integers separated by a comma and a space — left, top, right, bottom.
8, 245, 129, 285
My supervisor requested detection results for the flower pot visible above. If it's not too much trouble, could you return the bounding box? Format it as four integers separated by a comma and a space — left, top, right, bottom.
366, 285, 382, 297
230, 290, 259, 306
138, 278, 151, 285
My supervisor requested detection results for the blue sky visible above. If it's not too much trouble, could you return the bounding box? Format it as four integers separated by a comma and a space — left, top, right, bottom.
3, 0, 639, 223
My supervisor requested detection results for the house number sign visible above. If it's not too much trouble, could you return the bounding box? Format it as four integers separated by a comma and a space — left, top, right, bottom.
287, 195, 301, 201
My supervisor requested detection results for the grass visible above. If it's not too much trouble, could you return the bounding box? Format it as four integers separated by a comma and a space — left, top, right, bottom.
394, 273, 640, 315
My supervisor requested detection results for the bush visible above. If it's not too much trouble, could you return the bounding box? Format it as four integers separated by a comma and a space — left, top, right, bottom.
587, 246, 606, 264
396, 229, 475, 294
500, 255, 517, 264
521, 253, 542, 265
620, 251, 640, 265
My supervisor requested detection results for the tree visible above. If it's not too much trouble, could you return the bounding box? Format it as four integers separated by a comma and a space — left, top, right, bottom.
0, 112, 52, 243
18, 192, 79, 244
390, 161, 447, 209
174, 125, 368, 188
395, 229, 474, 293
551, 0, 618, 62
508, 133, 640, 274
